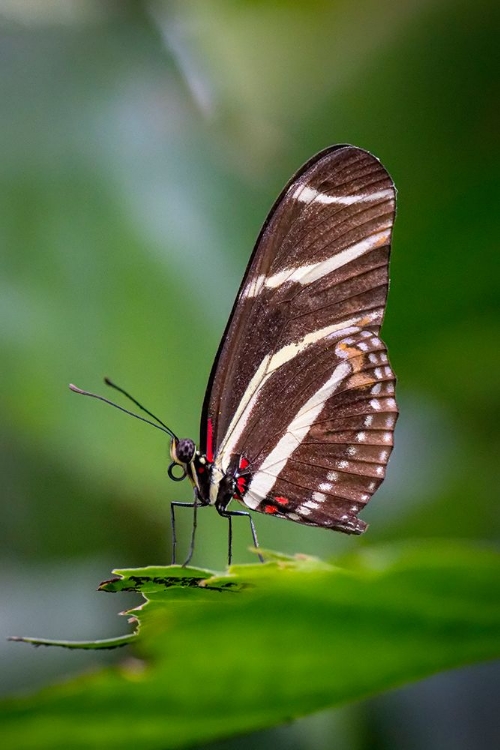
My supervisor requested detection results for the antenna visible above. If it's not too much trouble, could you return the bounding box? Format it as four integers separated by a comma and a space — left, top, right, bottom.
69, 383, 178, 440
104, 378, 176, 435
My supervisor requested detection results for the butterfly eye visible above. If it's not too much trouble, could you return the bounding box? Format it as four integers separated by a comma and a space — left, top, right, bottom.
172, 438, 196, 465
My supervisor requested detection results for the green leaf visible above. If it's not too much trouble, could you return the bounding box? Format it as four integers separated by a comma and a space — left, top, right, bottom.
3, 542, 500, 749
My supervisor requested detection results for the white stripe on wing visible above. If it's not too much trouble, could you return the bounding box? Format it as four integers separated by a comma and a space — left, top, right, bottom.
243, 361, 352, 507
293, 185, 394, 206
214, 312, 379, 482
244, 228, 391, 298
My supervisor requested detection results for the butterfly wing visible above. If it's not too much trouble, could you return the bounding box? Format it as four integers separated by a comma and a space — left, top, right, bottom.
201, 145, 397, 533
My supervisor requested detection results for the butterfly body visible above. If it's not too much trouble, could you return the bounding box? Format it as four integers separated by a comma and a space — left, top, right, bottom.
169, 144, 398, 540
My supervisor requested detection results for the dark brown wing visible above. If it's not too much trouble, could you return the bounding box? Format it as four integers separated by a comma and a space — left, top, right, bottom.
201, 145, 397, 532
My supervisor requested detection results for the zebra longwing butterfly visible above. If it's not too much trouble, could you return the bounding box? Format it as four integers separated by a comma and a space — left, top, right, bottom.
169, 145, 398, 549
72, 144, 398, 563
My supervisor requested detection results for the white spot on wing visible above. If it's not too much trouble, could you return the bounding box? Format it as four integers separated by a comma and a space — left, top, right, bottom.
304, 500, 320, 510
312, 492, 326, 502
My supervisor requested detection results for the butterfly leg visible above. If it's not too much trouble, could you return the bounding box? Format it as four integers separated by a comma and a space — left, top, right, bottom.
170, 499, 201, 566
218, 509, 264, 566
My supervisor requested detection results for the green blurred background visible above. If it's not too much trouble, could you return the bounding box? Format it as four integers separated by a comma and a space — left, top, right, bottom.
1, 1, 498, 748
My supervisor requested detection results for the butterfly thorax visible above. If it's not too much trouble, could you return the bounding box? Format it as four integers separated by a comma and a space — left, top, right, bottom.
170, 438, 251, 513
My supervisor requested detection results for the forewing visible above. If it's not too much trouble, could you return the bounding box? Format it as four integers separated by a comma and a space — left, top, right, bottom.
201, 145, 397, 530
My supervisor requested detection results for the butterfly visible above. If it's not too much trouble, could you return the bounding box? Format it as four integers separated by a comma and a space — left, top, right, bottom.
72, 145, 398, 565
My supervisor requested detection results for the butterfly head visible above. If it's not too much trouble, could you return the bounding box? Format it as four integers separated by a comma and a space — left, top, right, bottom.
168, 437, 212, 504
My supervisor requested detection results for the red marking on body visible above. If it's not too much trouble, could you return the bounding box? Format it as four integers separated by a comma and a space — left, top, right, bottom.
206, 418, 214, 463
275, 496, 289, 505
197, 466, 205, 474
264, 504, 277, 514
239, 456, 250, 470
